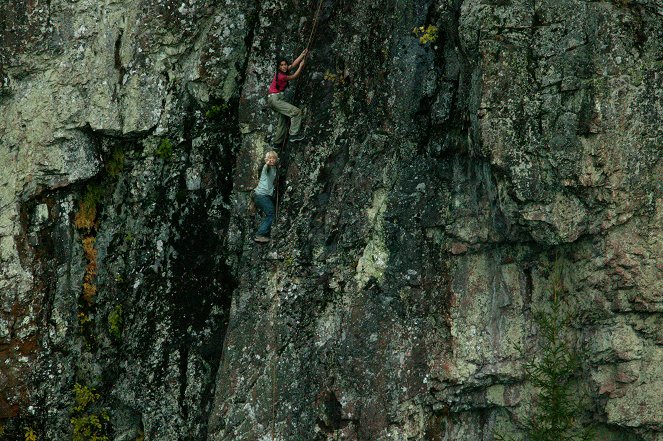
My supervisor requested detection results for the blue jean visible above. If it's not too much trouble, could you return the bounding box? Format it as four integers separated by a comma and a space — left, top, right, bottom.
254, 193, 275, 236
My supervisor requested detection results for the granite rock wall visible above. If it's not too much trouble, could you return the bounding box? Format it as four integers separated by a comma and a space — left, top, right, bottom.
0, 0, 661, 440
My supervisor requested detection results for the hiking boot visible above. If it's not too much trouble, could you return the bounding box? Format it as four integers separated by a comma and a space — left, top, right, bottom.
254, 235, 270, 243
288, 132, 305, 142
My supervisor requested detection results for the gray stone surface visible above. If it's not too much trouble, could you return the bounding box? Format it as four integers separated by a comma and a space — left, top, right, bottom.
0, 0, 661, 440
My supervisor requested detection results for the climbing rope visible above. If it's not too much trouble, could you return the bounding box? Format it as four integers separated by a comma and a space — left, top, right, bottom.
268, 6, 325, 437
305, 0, 324, 52
273, 0, 324, 225
270, 293, 280, 440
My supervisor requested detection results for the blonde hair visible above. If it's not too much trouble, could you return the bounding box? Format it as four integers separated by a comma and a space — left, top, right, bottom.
265, 151, 279, 161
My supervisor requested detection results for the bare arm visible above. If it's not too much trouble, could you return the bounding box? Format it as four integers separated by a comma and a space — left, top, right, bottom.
285, 58, 306, 81
289, 49, 309, 70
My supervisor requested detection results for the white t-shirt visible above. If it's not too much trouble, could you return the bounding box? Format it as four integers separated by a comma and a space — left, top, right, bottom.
254, 164, 277, 196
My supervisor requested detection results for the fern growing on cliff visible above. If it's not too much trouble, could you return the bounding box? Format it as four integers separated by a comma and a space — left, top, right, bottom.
497, 265, 594, 441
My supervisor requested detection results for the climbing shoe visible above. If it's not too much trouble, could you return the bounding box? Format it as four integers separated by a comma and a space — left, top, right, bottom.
288, 132, 305, 142
254, 235, 270, 243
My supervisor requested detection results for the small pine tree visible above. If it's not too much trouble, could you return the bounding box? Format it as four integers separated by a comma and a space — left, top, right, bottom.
497, 264, 594, 441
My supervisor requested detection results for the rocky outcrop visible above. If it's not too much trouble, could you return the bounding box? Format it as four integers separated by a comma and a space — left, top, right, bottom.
1, 0, 250, 438
0, 0, 661, 440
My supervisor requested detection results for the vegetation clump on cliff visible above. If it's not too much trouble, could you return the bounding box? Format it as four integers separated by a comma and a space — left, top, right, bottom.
70, 384, 110, 441
497, 263, 594, 441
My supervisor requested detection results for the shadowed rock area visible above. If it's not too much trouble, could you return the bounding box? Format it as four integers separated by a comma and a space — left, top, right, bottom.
0, 0, 661, 440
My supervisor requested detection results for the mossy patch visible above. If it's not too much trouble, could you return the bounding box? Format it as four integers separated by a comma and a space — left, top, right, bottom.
412, 25, 439, 45
155, 138, 174, 160
107, 305, 123, 340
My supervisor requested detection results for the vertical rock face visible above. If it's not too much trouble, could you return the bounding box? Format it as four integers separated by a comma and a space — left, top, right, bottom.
0, 1, 661, 441
1, 0, 251, 438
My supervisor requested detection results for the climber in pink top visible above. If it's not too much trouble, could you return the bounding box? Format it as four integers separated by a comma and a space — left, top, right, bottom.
268, 49, 308, 146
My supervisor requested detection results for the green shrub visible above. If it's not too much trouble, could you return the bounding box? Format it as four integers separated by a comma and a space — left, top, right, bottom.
323, 70, 348, 85
24, 427, 37, 441
283, 255, 295, 267
71, 414, 109, 441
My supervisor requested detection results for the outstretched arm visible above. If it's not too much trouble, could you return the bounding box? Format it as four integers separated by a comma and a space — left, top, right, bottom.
285, 57, 306, 81
289, 49, 309, 70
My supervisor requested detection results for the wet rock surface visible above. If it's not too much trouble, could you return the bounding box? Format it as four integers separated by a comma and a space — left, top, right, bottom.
1, 0, 661, 440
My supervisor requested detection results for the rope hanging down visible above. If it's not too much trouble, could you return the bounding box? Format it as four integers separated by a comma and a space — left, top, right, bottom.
305, 0, 324, 51
269, 7, 325, 439
274, 0, 324, 224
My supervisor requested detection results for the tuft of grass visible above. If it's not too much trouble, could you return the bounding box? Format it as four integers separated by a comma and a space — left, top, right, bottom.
105, 148, 125, 178
74, 184, 104, 231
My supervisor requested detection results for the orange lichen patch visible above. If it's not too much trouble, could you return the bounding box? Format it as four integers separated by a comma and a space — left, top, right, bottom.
82, 237, 97, 261
74, 201, 97, 231
80, 237, 98, 305
82, 283, 97, 304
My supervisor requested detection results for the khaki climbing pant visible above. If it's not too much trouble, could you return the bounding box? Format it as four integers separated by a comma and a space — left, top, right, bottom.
267, 92, 302, 145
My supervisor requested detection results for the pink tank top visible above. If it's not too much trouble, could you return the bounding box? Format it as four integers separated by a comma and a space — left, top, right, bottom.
269, 72, 289, 94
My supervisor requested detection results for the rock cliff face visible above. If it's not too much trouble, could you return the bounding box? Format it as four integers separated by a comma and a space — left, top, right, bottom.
0, 0, 661, 440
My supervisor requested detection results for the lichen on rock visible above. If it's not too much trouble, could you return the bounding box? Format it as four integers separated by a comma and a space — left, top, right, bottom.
0, 0, 662, 440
